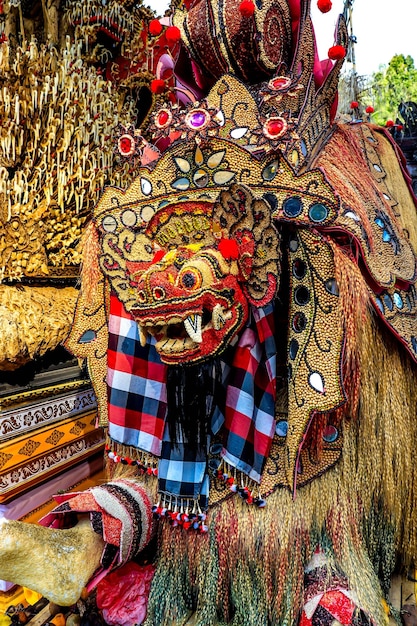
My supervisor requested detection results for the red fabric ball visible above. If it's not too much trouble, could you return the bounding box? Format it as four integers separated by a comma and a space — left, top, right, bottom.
150, 79, 166, 95
239, 0, 255, 16
317, 0, 332, 13
397, 124, 404, 131
385, 119, 394, 127
328, 45, 346, 61
165, 25, 181, 44
365, 106, 374, 114
350, 101, 359, 109
218, 238, 240, 260
149, 19, 163, 37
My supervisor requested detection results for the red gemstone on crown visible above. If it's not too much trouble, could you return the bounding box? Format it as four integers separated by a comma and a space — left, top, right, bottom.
264, 117, 287, 139
156, 109, 171, 128
269, 76, 291, 91
119, 135, 135, 156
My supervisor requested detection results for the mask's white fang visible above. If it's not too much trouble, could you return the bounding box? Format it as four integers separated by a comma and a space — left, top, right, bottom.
184, 314, 202, 343
212, 304, 231, 330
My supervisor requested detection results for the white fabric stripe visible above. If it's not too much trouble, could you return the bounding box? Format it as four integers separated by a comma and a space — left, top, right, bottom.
113, 479, 153, 552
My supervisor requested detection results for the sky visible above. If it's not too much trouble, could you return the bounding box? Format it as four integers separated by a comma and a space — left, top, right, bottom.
145, 0, 417, 77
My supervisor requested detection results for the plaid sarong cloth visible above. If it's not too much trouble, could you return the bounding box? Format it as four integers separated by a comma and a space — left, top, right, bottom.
107, 295, 167, 457
221, 305, 277, 483
107, 294, 277, 510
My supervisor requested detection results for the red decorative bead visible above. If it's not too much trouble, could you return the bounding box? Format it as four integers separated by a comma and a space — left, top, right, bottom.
328, 45, 346, 60
365, 106, 374, 114
350, 101, 359, 109
317, 0, 332, 12
397, 124, 404, 131
165, 26, 181, 45
149, 19, 163, 37
150, 79, 166, 95
239, 0, 255, 16
385, 119, 394, 127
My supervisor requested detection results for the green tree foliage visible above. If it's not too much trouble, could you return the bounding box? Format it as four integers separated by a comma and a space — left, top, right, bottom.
365, 54, 417, 125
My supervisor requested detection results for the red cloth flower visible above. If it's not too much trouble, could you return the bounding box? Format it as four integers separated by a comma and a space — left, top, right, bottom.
96, 562, 155, 626
165, 25, 181, 45
317, 0, 332, 13
239, 0, 255, 16
350, 101, 359, 109
328, 45, 346, 60
150, 79, 166, 95
365, 106, 374, 114
385, 119, 394, 127
149, 19, 163, 37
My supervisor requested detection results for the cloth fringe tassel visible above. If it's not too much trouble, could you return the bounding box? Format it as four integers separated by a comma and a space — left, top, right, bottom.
105, 438, 158, 479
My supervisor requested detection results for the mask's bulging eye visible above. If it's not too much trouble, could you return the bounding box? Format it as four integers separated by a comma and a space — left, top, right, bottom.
178, 268, 203, 290
153, 287, 166, 300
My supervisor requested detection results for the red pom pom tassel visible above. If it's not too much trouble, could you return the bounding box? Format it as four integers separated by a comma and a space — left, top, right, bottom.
350, 101, 359, 109
328, 45, 346, 61
150, 79, 166, 95
365, 106, 374, 114
149, 19, 163, 37
317, 0, 332, 13
218, 238, 240, 260
239, 0, 255, 17
165, 25, 181, 45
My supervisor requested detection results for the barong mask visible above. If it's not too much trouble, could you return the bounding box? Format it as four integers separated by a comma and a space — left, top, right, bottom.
99, 183, 280, 364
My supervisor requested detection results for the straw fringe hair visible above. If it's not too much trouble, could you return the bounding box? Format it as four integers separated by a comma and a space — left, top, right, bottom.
140, 288, 417, 626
